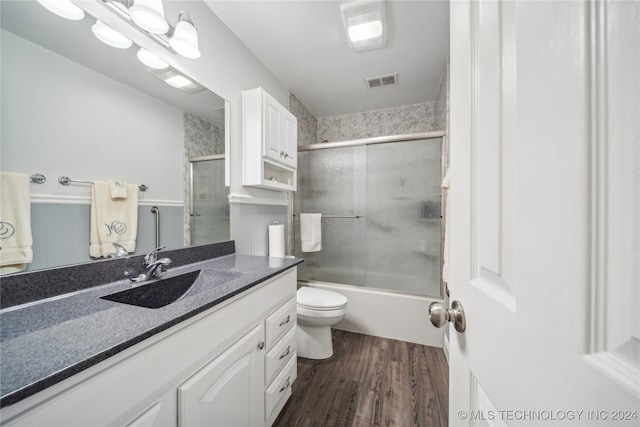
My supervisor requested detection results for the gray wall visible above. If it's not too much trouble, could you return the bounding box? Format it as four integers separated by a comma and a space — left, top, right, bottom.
29, 203, 183, 272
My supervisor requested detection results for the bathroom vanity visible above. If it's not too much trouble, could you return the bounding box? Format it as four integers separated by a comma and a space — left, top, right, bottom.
0, 242, 301, 427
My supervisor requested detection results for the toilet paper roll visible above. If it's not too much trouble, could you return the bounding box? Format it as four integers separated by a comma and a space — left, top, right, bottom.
268, 224, 285, 258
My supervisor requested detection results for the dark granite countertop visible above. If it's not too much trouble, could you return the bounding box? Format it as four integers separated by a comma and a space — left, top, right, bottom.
0, 246, 302, 408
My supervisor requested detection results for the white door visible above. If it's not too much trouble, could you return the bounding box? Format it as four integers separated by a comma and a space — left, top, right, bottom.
448, 1, 639, 425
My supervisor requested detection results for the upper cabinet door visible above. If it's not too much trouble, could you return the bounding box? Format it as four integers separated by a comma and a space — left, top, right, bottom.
263, 92, 284, 163
242, 87, 297, 192
282, 110, 297, 168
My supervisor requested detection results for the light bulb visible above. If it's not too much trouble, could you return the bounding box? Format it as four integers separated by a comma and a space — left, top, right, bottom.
92, 20, 133, 49
137, 48, 169, 70
169, 13, 201, 59
129, 0, 169, 34
36, 0, 85, 21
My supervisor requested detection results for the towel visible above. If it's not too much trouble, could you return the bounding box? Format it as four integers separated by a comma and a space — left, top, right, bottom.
90, 181, 139, 258
109, 181, 128, 199
441, 169, 451, 283
0, 172, 33, 274
300, 213, 322, 252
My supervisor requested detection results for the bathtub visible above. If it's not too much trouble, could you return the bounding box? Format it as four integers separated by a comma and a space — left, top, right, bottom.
298, 279, 444, 348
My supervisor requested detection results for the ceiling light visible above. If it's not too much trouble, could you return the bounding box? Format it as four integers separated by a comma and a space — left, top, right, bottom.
165, 74, 193, 89
36, 0, 85, 21
348, 21, 383, 42
148, 68, 203, 93
137, 48, 169, 69
92, 20, 133, 49
129, 0, 169, 34
340, 0, 386, 52
169, 12, 201, 59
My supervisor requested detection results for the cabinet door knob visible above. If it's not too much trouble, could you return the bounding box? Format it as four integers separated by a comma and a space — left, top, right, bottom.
280, 151, 285, 157
257, 341, 265, 350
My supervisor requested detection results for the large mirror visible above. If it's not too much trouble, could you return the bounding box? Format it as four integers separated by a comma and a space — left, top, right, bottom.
0, 0, 230, 272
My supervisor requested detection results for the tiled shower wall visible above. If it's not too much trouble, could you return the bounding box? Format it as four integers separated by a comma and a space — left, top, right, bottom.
435, 57, 450, 168
317, 102, 439, 143
288, 93, 444, 146
288, 92, 318, 146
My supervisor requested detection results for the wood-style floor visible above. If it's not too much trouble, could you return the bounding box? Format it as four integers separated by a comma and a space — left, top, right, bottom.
273, 329, 448, 427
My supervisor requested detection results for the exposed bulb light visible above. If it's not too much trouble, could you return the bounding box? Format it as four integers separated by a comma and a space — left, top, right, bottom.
129, 0, 169, 35
137, 48, 169, 69
348, 21, 383, 42
36, 0, 85, 21
169, 12, 201, 59
92, 20, 133, 49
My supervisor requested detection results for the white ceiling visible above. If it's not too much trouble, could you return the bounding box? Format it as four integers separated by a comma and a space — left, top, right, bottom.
206, 0, 450, 118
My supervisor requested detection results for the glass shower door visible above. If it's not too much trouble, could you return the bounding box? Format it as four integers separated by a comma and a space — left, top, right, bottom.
190, 157, 229, 245
295, 146, 367, 285
364, 139, 441, 295
295, 138, 442, 297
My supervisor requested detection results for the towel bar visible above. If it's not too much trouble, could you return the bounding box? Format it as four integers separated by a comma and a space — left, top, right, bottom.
293, 214, 361, 219
58, 176, 149, 192
30, 174, 46, 184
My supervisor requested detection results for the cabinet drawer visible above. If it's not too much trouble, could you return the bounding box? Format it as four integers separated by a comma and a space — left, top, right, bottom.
265, 354, 297, 424
265, 327, 296, 384
265, 297, 296, 348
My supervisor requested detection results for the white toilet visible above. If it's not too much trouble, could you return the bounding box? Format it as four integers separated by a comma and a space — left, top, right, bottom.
296, 286, 348, 359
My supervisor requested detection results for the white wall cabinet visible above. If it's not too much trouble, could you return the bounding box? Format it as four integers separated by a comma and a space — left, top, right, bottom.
1, 268, 298, 427
242, 87, 297, 192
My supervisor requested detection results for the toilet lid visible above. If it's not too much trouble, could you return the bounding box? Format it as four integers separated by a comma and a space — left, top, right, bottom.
297, 287, 347, 310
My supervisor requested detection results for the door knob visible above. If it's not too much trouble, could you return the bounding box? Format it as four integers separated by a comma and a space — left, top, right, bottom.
429, 300, 466, 333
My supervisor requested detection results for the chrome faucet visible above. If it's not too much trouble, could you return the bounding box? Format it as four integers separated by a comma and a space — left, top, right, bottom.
106, 242, 130, 258
129, 246, 172, 283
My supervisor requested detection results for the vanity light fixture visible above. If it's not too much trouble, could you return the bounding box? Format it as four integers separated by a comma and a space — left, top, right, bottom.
340, 0, 386, 52
128, 0, 169, 35
168, 12, 201, 59
92, 20, 134, 49
137, 48, 169, 69
36, 0, 85, 21
37, 0, 202, 61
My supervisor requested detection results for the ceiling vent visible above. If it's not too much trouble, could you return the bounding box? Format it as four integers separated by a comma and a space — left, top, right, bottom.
364, 73, 398, 89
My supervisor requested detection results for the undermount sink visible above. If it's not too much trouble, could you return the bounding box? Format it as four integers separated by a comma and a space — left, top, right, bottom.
101, 270, 202, 309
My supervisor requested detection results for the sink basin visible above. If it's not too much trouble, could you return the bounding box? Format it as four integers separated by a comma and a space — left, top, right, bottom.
101, 270, 202, 309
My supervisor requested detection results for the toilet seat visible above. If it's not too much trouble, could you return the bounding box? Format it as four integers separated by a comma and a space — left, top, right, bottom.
297, 287, 347, 311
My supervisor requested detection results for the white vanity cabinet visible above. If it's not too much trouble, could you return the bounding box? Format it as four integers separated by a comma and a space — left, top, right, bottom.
242, 87, 297, 192
1, 268, 298, 427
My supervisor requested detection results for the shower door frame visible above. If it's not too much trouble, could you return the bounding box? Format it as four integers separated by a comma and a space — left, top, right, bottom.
188, 154, 227, 246
291, 130, 448, 299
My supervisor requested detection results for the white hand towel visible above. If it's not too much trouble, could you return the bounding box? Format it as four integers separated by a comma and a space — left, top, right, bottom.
300, 213, 322, 252
90, 181, 139, 258
109, 181, 128, 199
441, 169, 451, 283
0, 172, 33, 274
